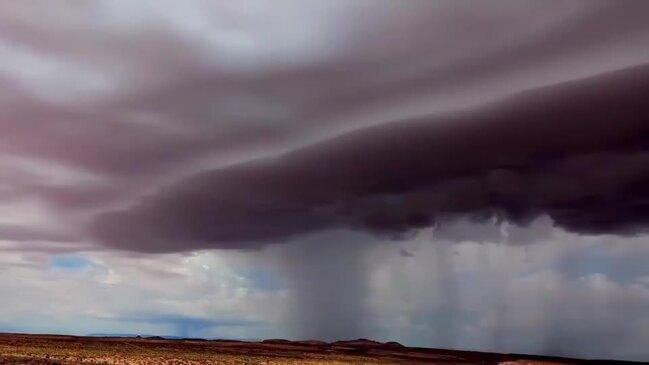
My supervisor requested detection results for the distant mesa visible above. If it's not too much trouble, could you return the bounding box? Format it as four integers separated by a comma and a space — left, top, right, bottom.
260, 338, 402, 350
293, 340, 328, 346
383, 341, 405, 348
261, 339, 293, 345
145, 336, 165, 340
331, 338, 384, 348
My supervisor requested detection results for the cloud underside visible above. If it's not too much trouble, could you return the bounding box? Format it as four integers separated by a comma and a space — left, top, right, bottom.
92, 64, 649, 252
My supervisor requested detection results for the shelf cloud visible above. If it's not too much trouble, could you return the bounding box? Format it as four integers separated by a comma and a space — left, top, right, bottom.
91, 64, 649, 252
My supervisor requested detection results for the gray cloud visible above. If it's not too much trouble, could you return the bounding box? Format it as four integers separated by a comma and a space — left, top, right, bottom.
91, 64, 649, 252
0, 224, 73, 243
0, 1, 644, 251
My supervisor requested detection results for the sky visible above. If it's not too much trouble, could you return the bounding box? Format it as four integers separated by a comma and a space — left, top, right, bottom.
0, 0, 648, 361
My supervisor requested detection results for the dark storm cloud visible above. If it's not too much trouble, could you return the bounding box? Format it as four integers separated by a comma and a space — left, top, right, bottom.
107, 0, 649, 147
92, 63, 649, 252
0, 0, 646, 233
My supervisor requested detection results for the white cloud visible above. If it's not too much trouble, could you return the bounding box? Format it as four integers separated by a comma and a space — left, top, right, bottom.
0, 249, 285, 338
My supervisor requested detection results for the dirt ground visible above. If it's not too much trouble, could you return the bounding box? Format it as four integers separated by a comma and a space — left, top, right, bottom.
0, 333, 639, 364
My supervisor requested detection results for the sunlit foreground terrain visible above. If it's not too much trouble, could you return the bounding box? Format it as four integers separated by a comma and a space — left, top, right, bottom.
0, 333, 639, 364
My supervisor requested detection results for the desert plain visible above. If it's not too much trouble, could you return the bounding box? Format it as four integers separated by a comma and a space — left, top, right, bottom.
0, 333, 641, 365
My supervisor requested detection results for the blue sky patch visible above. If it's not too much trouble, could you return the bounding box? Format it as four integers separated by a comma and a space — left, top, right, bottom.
50, 254, 92, 271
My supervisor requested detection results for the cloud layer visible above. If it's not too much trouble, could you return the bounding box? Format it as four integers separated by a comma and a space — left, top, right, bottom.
92, 64, 649, 251
0, 1, 647, 251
